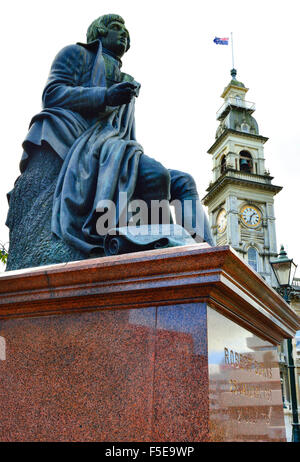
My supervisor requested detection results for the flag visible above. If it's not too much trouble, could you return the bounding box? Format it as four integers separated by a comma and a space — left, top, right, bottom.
213, 36, 229, 45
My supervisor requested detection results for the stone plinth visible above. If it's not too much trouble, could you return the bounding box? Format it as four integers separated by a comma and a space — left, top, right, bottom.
0, 244, 298, 442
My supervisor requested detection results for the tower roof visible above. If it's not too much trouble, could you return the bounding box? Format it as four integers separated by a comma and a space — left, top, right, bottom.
229, 68, 245, 88
215, 69, 258, 136
221, 68, 248, 99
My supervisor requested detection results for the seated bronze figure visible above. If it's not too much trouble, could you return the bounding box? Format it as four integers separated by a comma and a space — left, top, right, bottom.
6, 14, 214, 270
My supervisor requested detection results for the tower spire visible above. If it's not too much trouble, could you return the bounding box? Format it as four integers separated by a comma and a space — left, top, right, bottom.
231, 32, 235, 69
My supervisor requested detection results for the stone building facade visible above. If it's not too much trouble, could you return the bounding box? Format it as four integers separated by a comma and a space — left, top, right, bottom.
202, 69, 300, 439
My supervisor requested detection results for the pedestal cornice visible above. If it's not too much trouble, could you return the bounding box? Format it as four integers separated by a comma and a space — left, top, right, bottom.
0, 245, 298, 344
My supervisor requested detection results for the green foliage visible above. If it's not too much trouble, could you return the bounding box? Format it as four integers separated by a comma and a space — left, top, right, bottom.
0, 243, 8, 265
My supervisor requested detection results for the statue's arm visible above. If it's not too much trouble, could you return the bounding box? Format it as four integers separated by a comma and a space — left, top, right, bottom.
42, 45, 106, 116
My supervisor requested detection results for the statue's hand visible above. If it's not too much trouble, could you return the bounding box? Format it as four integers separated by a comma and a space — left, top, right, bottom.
106, 82, 138, 106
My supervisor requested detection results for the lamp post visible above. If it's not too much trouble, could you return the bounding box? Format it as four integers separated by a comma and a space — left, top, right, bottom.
270, 245, 300, 442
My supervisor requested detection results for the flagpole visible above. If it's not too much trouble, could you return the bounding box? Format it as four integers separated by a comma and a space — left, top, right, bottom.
231, 32, 235, 69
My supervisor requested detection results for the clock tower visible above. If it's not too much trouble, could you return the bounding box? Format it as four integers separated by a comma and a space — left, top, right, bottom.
202, 69, 282, 286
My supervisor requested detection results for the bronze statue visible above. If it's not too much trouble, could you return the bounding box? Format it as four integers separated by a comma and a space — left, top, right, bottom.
6, 14, 214, 270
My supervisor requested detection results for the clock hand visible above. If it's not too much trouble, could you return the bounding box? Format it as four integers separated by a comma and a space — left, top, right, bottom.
250, 212, 256, 221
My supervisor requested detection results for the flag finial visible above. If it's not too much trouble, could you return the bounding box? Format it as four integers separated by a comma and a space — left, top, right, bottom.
231, 68, 237, 80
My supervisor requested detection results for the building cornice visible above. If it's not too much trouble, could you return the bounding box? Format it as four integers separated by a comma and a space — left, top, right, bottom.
202, 170, 282, 205
221, 84, 248, 99
207, 129, 269, 154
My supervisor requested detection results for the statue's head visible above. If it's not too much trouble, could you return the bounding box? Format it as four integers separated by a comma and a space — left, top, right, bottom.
87, 14, 130, 58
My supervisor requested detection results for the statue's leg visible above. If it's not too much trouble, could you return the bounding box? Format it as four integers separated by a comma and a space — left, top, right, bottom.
169, 170, 215, 246
132, 154, 173, 225
6, 144, 86, 271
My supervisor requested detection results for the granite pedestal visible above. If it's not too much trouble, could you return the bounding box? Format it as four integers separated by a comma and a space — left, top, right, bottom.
0, 244, 298, 441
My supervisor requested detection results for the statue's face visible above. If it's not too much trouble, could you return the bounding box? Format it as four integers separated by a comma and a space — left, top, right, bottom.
100, 20, 129, 58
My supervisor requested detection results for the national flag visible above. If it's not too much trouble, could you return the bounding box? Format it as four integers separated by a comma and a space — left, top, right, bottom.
213, 37, 229, 45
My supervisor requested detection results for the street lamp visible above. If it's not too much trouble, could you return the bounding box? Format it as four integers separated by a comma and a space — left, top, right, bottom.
270, 245, 300, 442
271, 245, 297, 295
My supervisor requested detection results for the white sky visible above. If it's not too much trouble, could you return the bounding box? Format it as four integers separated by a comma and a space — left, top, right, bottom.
0, 0, 299, 270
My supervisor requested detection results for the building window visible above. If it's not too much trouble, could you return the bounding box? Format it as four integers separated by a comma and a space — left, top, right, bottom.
235, 95, 242, 107
247, 247, 259, 272
220, 155, 226, 174
239, 150, 253, 173
241, 123, 250, 133
296, 331, 300, 353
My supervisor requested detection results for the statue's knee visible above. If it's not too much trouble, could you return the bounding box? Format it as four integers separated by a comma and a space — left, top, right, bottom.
170, 170, 198, 200
136, 156, 170, 200
142, 162, 170, 199
182, 172, 197, 190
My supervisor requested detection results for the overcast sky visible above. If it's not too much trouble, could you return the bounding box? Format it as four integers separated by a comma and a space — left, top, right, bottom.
0, 0, 299, 271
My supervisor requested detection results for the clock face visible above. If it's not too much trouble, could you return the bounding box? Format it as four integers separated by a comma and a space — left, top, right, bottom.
241, 205, 261, 228
216, 208, 227, 233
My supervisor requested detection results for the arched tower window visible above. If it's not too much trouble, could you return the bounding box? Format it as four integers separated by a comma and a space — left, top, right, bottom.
247, 247, 259, 272
239, 150, 253, 173
241, 122, 250, 133
220, 155, 226, 174
235, 94, 242, 107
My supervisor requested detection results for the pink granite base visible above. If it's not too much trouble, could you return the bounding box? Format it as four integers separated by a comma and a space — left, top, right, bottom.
0, 246, 298, 441
0, 303, 208, 442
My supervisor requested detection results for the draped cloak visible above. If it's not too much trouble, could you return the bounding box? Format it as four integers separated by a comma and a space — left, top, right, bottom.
21, 40, 143, 255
